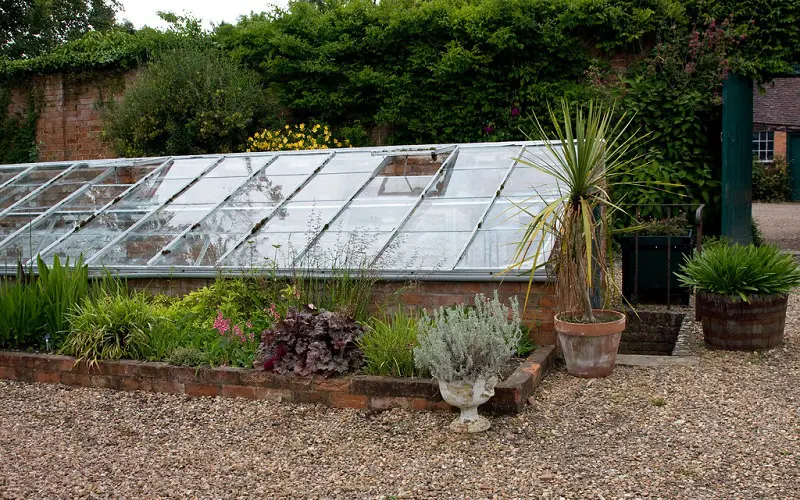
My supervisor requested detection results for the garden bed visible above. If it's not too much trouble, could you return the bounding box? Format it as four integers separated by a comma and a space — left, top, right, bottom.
0, 346, 555, 414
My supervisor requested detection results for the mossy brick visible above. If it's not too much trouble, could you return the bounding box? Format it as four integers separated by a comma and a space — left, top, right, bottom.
34, 371, 61, 384
293, 391, 329, 404
350, 376, 439, 399
330, 393, 368, 409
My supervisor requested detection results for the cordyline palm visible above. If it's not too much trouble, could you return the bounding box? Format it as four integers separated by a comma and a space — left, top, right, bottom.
509, 100, 653, 323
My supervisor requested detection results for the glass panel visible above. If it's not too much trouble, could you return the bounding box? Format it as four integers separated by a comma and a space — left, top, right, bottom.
0, 213, 39, 238
99, 165, 157, 184
260, 201, 340, 233
401, 198, 491, 232
24, 165, 73, 183
168, 157, 221, 178
113, 169, 197, 210
327, 200, 413, 232
503, 165, 559, 197
62, 185, 130, 212
306, 230, 392, 268
42, 211, 148, 261
224, 232, 312, 268
205, 156, 272, 178
262, 154, 329, 175
318, 152, 382, 174
192, 205, 276, 235
452, 146, 519, 170
435, 169, 507, 198
380, 231, 472, 269
94, 234, 180, 266
0, 185, 38, 209
481, 198, 544, 231
1, 228, 71, 262
159, 232, 245, 266
228, 174, 307, 205
360, 175, 431, 199
0, 168, 27, 185
291, 172, 370, 202
169, 176, 250, 205
12, 166, 109, 210
129, 205, 216, 234
457, 230, 547, 269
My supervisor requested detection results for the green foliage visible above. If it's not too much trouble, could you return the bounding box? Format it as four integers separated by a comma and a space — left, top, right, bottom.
62, 291, 157, 365
166, 346, 206, 367
515, 327, 536, 357
414, 293, 522, 383
751, 219, 765, 248
0, 87, 39, 164
512, 99, 653, 320
752, 157, 791, 202
359, 312, 421, 377
35, 255, 89, 344
102, 43, 276, 156
0, 0, 121, 60
0, 256, 93, 350
677, 243, 800, 300
0, 270, 42, 349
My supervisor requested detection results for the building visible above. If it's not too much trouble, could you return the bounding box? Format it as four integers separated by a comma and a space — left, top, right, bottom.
752, 77, 800, 163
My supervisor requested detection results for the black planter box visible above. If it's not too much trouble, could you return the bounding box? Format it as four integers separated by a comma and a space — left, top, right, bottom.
621, 234, 693, 305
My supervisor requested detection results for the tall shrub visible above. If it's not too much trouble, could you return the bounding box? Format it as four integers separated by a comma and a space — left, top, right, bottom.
102, 43, 277, 156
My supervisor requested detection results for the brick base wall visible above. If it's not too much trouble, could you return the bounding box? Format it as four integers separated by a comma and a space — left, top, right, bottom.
125, 277, 558, 346
0, 347, 555, 414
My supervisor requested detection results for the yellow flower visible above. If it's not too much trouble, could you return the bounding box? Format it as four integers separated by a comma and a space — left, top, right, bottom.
299, 123, 305, 130
285, 125, 290, 129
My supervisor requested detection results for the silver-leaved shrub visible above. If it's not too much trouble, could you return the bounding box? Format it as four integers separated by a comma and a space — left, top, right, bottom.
414, 292, 522, 383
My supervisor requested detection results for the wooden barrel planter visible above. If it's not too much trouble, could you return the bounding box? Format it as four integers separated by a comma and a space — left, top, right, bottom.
696, 291, 788, 350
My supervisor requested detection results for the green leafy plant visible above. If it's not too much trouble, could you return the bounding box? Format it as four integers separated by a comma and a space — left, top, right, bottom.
0, 268, 42, 349
61, 291, 158, 365
359, 312, 421, 378
752, 156, 791, 202
101, 42, 276, 156
677, 243, 800, 301
35, 255, 89, 344
414, 293, 522, 383
166, 346, 206, 367
510, 99, 654, 322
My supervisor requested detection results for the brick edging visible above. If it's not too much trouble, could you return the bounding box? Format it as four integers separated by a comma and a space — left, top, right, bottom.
0, 346, 555, 414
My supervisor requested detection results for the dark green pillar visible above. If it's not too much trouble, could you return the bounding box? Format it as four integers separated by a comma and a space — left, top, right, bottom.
721, 73, 753, 245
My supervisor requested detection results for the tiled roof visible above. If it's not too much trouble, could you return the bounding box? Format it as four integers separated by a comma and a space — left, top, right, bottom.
753, 77, 800, 128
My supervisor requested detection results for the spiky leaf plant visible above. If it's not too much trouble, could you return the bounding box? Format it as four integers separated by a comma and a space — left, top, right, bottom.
509, 99, 656, 323
677, 243, 800, 301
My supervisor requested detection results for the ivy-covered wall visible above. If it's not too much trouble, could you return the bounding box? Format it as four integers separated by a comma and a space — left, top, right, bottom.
2, 71, 131, 162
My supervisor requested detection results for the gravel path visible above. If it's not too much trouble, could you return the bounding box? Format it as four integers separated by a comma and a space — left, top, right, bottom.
2, 297, 799, 498
753, 202, 800, 251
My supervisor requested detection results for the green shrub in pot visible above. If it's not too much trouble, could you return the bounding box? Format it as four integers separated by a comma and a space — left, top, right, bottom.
677, 243, 800, 350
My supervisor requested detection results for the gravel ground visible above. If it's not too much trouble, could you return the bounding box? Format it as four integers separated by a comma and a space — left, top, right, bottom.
753, 202, 800, 251
2, 299, 799, 499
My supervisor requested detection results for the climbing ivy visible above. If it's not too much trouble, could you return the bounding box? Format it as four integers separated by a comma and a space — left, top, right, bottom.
0, 86, 40, 164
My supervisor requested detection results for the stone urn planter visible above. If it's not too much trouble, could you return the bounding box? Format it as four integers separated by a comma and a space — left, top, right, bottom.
438, 376, 498, 433
555, 309, 626, 378
696, 291, 788, 350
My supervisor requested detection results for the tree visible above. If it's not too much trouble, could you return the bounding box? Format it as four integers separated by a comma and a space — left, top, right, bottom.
0, 0, 121, 59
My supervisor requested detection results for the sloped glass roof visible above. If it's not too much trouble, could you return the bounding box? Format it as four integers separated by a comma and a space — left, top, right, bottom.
0, 142, 558, 280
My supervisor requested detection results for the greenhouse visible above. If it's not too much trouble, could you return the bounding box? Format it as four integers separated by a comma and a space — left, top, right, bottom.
0, 142, 556, 279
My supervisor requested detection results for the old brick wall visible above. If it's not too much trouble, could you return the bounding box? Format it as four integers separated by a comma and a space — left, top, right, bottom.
6, 71, 133, 163
125, 277, 558, 346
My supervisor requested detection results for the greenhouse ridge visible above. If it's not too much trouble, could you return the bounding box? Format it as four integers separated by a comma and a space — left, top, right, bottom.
0, 142, 557, 279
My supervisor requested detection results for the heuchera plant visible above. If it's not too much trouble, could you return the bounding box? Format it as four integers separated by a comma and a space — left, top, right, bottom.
254, 307, 364, 377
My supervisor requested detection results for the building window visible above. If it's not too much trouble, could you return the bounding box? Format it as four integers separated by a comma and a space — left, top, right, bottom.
752, 131, 774, 162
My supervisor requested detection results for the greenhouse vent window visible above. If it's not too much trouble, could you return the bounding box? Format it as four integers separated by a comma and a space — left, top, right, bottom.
0, 142, 560, 281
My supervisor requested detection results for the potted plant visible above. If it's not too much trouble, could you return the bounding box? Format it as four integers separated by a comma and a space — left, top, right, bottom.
620, 214, 694, 305
509, 99, 653, 378
677, 243, 800, 350
414, 293, 522, 433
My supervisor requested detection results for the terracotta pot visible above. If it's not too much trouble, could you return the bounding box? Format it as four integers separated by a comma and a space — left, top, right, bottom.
696, 291, 787, 350
554, 309, 626, 378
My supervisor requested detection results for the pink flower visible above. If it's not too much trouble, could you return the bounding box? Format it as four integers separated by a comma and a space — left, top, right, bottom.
483, 125, 494, 135
246, 321, 253, 329
233, 324, 245, 342
510, 106, 520, 117
213, 310, 230, 335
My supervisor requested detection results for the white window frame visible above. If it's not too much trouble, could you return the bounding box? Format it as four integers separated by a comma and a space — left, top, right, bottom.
752, 131, 774, 162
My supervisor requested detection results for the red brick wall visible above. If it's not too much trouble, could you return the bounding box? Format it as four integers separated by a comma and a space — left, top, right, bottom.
126, 277, 558, 346
6, 71, 133, 162
774, 130, 787, 160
